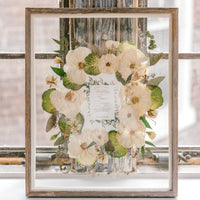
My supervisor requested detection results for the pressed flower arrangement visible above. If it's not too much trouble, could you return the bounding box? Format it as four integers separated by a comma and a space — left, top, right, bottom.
42, 33, 164, 173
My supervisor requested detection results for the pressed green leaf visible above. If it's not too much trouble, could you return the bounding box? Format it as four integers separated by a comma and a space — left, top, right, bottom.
141, 146, 145, 160
50, 132, 60, 141
63, 74, 83, 90
87, 141, 96, 148
148, 86, 164, 110
62, 36, 69, 47
139, 116, 152, 129
54, 135, 65, 146
52, 38, 65, 46
105, 130, 127, 158
42, 89, 56, 113
150, 53, 163, 66
54, 50, 67, 54
84, 53, 100, 75
126, 73, 133, 83
118, 41, 136, 52
75, 113, 84, 133
46, 114, 57, 132
145, 141, 156, 147
146, 76, 165, 86
51, 67, 65, 77
58, 115, 71, 134
115, 71, 126, 85
146, 147, 154, 159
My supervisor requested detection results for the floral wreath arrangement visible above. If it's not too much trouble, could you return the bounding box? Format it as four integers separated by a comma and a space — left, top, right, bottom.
42, 32, 164, 170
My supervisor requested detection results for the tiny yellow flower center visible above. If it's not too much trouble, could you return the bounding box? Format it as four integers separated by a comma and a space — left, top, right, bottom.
78, 62, 85, 70
65, 91, 74, 101
80, 142, 88, 150
130, 63, 135, 69
106, 62, 111, 67
131, 96, 140, 104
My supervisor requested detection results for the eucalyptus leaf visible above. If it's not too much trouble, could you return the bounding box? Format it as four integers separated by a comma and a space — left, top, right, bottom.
54, 50, 67, 54
150, 53, 163, 66
46, 114, 57, 132
146, 76, 165, 86
50, 132, 60, 141
141, 146, 145, 160
42, 89, 56, 113
51, 67, 65, 77
115, 71, 126, 85
87, 141, 96, 148
145, 141, 156, 147
139, 116, 152, 129
75, 113, 84, 133
126, 73, 133, 83
54, 135, 65, 146
52, 38, 65, 46
146, 147, 154, 159
63, 74, 83, 90
62, 36, 69, 47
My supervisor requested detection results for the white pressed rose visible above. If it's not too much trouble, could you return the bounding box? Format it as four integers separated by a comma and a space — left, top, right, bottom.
55, 79, 69, 93
64, 47, 91, 85
64, 65, 87, 85
98, 54, 118, 74
116, 129, 146, 148
50, 89, 85, 118
120, 82, 151, 116
66, 47, 91, 68
118, 105, 146, 132
105, 40, 119, 51
68, 132, 98, 166
91, 130, 108, 146
117, 49, 149, 80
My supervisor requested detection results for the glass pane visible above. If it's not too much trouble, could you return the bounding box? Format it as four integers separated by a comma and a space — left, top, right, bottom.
32, 15, 171, 191
148, 0, 199, 53
178, 60, 200, 145
0, 60, 25, 146
0, 0, 59, 52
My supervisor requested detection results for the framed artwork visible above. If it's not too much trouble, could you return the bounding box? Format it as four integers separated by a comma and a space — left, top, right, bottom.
25, 7, 178, 197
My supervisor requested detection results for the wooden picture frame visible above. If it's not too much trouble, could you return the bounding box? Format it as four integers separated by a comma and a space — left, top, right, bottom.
25, 7, 178, 197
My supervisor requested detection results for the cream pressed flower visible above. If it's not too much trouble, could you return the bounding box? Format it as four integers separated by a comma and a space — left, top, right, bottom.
117, 49, 149, 80
64, 47, 91, 85
98, 54, 118, 74
118, 105, 146, 132
116, 129, 146, 148
49, 89, 85, 118
45, 75, 57, 87
68, 132, 98, 166
105, 40, 119, 51
147, 131, 156, 140
97, 153, 108, 164
54, 56, 63, 64
120, 82, 151, 116
148, 110, 158, 118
